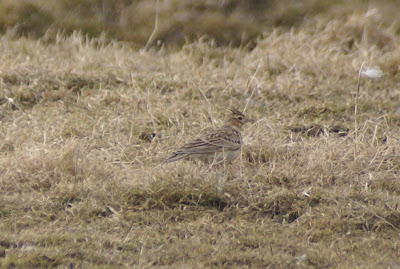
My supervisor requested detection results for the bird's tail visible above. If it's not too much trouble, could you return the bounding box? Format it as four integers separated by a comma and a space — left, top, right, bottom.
164, 152, 187, 163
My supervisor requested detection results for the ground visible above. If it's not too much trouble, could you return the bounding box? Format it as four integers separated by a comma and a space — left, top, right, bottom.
1, 5, 400, 269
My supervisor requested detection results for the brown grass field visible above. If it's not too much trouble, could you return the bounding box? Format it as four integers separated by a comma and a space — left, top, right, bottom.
1, 2, 400, 268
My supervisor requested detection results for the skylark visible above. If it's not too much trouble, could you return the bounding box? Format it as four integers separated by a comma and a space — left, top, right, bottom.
166, 108, 252, 164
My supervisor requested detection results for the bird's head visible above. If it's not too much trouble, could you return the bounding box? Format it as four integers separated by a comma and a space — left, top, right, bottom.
225, 108, 253, 130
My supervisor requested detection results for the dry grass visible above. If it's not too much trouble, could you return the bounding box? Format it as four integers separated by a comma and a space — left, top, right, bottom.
1, 0, 400, 48
1, 7, 400, 268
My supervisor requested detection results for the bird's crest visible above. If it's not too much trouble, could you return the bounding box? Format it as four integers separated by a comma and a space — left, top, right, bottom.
228, 108, 245, 117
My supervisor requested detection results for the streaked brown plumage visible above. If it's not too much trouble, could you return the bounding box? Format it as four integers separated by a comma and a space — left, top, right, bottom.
166, 108, 252, 164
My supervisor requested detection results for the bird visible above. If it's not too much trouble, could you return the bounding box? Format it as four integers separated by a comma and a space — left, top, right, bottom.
165, 108, 252, 164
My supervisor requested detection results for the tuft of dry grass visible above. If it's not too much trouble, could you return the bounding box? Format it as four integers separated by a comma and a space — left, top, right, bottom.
1, 7, 400, 268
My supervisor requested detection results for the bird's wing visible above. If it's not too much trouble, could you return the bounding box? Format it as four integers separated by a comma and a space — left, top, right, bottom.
178, 129, 241, 153
165, 137, 221, 163
165, 128, 243, 163
204, 131, 241, 148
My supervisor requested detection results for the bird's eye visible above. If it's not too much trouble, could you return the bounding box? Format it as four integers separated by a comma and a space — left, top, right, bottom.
238, 116, 243, 121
